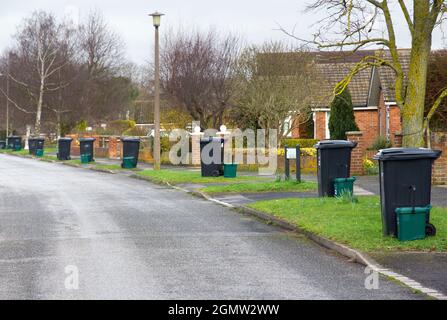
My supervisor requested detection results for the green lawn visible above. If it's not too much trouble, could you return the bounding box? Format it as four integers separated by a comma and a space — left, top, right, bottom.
93, 164, 140, 171
249, 196, 447, 252
136, 169, 267, 185
201, 180, 317, 194
0, 149, 27, 155
40, 155, 57, 161
65, 159, 84, 165
44, 147, 58, 153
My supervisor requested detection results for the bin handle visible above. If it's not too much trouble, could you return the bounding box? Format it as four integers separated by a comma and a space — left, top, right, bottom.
409, 185, 416, 214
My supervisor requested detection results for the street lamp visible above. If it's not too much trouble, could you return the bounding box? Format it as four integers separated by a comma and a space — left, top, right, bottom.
0, 56, 10, 138
149, 11, 164, 171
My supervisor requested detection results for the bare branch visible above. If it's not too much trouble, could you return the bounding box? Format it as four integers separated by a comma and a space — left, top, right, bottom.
398, 0, 414, 35
0, 87, 36, 114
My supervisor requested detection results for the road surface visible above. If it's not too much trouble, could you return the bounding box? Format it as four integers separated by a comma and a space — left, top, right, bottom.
0, 155, 421, 299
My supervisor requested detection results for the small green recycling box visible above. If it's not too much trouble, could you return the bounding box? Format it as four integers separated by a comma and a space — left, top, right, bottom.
224, 164, 238, 178
395, 206, 432, 242
35, 149, 44, 157
333, 177, 356, 197
81, 153, 91, 164
122, 157, 136, 169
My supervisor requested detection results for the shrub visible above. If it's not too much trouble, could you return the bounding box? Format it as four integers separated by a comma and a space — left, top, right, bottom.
363, 158, 379, 175
107, 120, 136, 135
278, 147, 316, 157
75, 120, 88, 132
368, 135, 392, 151
328, 88, 359, 140
281, 138, 318, 148
123, 126, 148, 137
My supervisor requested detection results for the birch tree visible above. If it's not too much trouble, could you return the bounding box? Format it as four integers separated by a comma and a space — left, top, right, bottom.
285, 0, 447, 147
8, 11, 73, 135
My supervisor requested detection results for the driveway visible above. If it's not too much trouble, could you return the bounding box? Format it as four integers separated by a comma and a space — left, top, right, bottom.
355, 175, 447, 207
0, 155, 422, 299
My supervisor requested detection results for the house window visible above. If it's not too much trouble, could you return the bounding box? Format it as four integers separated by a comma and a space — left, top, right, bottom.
325, 112, 331, 139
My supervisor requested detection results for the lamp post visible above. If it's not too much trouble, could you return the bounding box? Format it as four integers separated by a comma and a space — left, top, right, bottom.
0, 56, 9, 139
149, 11, 164, 171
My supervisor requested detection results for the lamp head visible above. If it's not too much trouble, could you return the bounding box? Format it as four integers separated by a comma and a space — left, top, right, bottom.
149, 12, 164, 27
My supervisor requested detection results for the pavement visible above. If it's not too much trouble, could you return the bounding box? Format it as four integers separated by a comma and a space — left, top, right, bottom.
0, 154, 424, 299
370, 252, 447, 295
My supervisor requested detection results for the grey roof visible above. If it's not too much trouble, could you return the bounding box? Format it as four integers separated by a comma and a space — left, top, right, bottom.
313, 62, 373, 108
376, 49, 411, 103
312, 49, 412, 108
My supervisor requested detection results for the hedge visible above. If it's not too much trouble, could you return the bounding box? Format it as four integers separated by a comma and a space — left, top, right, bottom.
281, 138, 319, 148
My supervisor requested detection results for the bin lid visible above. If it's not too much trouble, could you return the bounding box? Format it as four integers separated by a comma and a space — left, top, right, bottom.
121, 137, 140, 142
395, 205, 432, 214
79, 138, 96, 142
314, 140, 357, 149
374, 148, 442, 161
59, 137, 73, 142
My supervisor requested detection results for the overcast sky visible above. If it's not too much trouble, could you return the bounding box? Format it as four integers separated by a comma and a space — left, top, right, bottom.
1, 0, 446, 64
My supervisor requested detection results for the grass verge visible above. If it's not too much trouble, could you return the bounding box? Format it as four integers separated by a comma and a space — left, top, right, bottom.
201, 180, 317, 194
93, 164, 140, 171
248, 196, 447, 252
136, 169, 267, 185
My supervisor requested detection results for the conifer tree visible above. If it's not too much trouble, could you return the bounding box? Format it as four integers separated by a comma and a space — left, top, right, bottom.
328, 88, 359, 140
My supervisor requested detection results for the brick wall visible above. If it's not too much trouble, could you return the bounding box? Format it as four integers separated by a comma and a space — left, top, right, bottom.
65, 134, 125, 160
191, 133, 203, 166
314, 109, 380, 147
389, 105, 402, 144
378, 91, 386, 136
346, 131, 364, 175
431, 132, 447, 185
314, 111, 327, 140
354, 109, 379, 149
393, 132, 403, 147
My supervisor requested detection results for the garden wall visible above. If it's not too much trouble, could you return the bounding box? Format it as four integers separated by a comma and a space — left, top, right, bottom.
430, 132, 447, 185
347, 130, 447, 185
65, 134, 153, 162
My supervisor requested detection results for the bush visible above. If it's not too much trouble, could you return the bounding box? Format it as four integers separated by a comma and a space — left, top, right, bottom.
328, 88, 359, 140
75, 120, 88, 132
281, 138, 318, 148
123, 126, 148, 137
368, 135, 392, 151
363, 158, 379, 175
107, 120, 136, 135
278, 147, 316, 157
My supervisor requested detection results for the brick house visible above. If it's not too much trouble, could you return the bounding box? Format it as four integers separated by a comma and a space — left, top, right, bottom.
292, 50, 410, 149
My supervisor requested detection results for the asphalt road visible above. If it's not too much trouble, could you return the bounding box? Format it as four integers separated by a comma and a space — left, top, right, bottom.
0, 155, 422, 299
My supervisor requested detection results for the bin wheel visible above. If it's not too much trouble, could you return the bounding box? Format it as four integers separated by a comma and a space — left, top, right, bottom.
212, 170, 220, 177
426, 223, 437, 237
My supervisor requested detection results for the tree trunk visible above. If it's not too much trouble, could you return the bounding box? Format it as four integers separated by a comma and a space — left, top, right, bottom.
35, 76, 45, 135
401, 2, 432, 147
56, 112, 61, 139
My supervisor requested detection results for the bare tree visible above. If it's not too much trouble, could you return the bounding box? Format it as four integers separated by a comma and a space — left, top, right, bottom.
161, 29, 240, 130
1, 11, 75, 135
80, 10, 125, 78
282, 1, 447, 147
78, 10, 126, 122
232, 41, 319, 142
